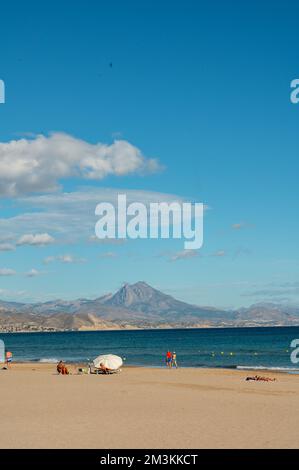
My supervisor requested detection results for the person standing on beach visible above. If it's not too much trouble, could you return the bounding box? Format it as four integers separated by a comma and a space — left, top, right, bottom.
5, 351, 12, 369
171, 352, 178, 368
166, 351, 172, 368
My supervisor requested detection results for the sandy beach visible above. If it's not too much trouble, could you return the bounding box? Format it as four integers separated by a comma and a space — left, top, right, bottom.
0, 363, 298, 449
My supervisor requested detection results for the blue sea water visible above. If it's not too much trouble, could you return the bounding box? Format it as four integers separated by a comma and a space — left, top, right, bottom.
1, 326, 299, 371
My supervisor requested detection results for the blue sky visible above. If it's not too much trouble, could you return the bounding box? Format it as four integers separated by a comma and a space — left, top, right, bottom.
0, 0, 298, 307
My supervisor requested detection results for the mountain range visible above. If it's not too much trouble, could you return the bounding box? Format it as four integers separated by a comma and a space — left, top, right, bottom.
0, 281, 298, 332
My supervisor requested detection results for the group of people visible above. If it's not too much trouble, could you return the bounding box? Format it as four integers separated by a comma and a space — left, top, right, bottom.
165, 350, 177, 368
57, 360, 113, 375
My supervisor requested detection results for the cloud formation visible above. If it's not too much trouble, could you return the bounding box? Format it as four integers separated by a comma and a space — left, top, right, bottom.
170, 250, 199, 262
0, 243, 15, 251
0, 188, 184, 244
241, 282, 299, 300
98, 251, 117, 259
0, 133, 162, 197
25, 268, 41, 277
17, 233, 55, 246
43, 254, 86, 264
0, 268, 16, 276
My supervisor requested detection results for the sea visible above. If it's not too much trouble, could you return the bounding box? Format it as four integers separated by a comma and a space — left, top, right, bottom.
1, 326, 299, 372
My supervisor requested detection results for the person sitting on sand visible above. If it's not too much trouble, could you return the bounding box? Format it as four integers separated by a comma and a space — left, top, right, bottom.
57, 360, 69, 375
246, 375, 276, 382
99, 362, 112, 374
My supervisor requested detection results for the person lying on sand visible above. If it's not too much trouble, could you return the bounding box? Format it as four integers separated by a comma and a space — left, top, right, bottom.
57, 360, 69, 375
246, 375, 276, 382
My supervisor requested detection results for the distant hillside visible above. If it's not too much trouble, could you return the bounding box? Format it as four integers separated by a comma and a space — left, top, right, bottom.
0, 282, 298, 332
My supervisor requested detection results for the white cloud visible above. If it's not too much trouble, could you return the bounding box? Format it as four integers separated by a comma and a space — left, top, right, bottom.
0, 243, 15, 251
99, 251, 117, 259
17, 233, 55, 246
0, 132, 162, 196
25, 268, 41, 277
0, 288, 27, 299
0, 268, 16, 276
43, 256, 55, 264
43, 254, 86, 264
170, 250, 199, 262
0, 188, 185, 244
58, 255, 78, 264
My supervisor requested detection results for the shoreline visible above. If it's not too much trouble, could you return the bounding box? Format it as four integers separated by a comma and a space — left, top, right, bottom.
4, 361, 299, 375
1, 323, 299, 335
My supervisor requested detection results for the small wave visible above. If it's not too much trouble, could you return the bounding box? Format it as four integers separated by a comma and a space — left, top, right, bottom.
237, 365, 299, 372
38, 358, 59, 364
215, 365, 238, 369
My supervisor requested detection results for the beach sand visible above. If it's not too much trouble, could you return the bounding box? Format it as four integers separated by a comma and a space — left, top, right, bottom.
0, 363, 298, 449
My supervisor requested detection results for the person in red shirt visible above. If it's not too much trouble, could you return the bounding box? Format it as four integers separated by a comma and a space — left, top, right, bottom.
166, 351, 172, 368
